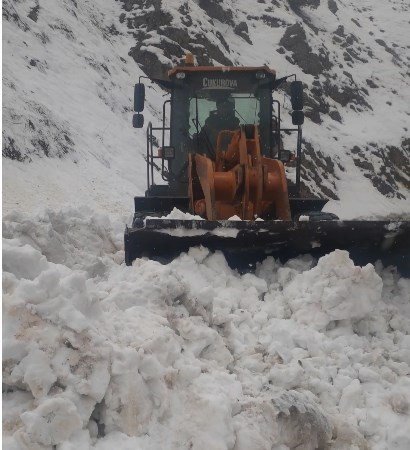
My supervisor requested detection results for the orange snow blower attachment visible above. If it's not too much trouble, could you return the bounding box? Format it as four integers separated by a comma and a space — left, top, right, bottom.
188, 125, 291, 221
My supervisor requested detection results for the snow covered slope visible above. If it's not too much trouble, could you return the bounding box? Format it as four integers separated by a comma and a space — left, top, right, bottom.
3, 209, 410, 449
2, 0, 410, 217
3, 0, 164, 215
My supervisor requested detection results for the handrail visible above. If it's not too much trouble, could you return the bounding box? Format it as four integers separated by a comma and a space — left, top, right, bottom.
272, 100, 281, 159
146, 122, 152, 190
296, 125, 302, 195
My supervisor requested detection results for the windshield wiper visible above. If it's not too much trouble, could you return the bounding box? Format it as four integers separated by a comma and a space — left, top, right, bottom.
234, 109, 246, 123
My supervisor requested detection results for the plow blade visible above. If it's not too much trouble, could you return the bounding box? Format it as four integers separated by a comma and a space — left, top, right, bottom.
124, 219, 410, 274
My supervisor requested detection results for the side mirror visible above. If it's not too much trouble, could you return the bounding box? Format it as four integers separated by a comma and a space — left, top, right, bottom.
132, 113, 144, 128
292, 110, 304, 126
290, 80, 303, 110
134, 83, 145, 112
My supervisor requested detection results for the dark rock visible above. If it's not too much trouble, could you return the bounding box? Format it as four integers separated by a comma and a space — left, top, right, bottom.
261, 15, 285, 28
234, 22, 252, 44
2, 136, 27, 161
375, 39, 401, 60
28, 4, 40, 22
288, 0, 321, 33
129, 47, 171, 79
353, 158, 374, 171
342, 71, 354, 84
366, 79, 378, 88
3, 2, 29, 31
304, 87, 330, 125
108, 24, 119, 36
279, 23, 331, 76
329, 110, 342, 122
343, 52, 353, 63
215, 30, 231, 51
121, 0, 233, 78
49, 21, 75, 40
198, 0, 234, 26
193, 33, 233, 66
334, 25, 345, 37
126, 8, 172, 32
34, 139, 50, 157
351, 145, 363, 155
178, 3, 193, 27
288, 0, 320, 12
328, 0, 338, 14
322, 79, 371, 109
301, 141, 339, 199
351, 141, 409, 198
351, 18, 361, 27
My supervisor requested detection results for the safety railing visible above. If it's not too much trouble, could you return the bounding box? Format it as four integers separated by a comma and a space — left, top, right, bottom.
146, 100, 171, 189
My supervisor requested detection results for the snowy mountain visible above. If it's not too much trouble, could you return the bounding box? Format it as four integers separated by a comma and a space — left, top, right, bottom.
2, 1, 410, 449
121, 0, 410, 213
3, 0, 162, 215
3, 0, 410, 217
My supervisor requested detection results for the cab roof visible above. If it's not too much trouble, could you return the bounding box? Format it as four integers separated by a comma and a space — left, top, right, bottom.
168, 65, 276, 78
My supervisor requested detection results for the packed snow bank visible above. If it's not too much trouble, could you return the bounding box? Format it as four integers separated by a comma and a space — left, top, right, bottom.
3, 208, 410, 449
284, 251, 383, 330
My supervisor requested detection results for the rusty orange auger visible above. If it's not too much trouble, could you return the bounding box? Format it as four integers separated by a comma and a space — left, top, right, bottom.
188, 125, 291, 221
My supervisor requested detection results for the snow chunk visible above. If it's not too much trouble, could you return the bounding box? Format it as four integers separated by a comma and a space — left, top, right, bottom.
20, 397, 82, 446
272, 390, 332, 449
284, 250, 382, 330
11, 349, 56, 399
155, 207, 204, 220
3, 241, 49, 280
298, 215, 310, 221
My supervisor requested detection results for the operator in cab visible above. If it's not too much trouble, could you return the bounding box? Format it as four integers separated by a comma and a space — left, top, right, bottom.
194, 96, 240, 156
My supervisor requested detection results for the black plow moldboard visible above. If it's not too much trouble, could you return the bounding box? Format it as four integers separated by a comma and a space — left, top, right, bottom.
124, 220, 410, 275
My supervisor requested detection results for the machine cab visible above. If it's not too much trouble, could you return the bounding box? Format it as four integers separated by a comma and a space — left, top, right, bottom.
133, 55, 304, 198
168, 65, 276, 180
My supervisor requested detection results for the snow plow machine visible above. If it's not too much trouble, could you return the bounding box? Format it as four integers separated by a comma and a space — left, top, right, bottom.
125, 54, 409, 274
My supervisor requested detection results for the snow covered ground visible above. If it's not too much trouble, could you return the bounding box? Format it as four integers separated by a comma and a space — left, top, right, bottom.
3, 208, 410, 449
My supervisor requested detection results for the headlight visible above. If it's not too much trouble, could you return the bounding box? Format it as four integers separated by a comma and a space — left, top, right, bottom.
176, 72, 186, 80
256, 72, 266, 79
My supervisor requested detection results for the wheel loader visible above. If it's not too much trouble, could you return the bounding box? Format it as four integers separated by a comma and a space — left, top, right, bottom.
125, 54, 409, 273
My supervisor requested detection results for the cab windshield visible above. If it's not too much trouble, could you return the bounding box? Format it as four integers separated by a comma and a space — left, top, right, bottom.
189, 93, 260, 135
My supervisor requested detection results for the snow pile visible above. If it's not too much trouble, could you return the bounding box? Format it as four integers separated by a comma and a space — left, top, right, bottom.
3, 208, 410, 449
284, 251, 383, 330
163, 207, 204, 221
146, 207, 204, 221
146, 208, 240, 238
